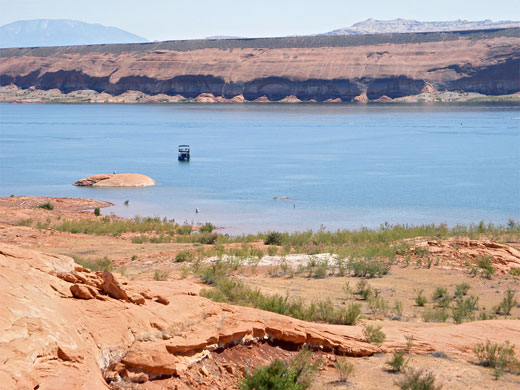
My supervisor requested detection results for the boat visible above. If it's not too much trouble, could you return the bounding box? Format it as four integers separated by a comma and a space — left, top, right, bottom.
178, 145, 190, 161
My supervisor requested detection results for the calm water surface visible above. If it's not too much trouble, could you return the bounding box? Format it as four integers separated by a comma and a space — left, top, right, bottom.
0, 103, 518, 233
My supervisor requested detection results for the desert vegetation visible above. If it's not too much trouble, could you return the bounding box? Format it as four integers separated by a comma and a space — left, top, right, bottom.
240, 349, 319, 390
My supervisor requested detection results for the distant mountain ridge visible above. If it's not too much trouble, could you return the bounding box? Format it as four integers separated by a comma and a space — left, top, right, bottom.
321, 18, 520, 35
0, 19, 148, 48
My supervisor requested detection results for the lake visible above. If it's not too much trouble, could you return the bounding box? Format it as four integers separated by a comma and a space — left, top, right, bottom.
0, 103, 518, 234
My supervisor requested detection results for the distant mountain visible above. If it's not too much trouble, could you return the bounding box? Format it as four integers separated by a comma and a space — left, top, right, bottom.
321, 18, 520, 35
0, 19, 148, 48
205, 35, 246, 40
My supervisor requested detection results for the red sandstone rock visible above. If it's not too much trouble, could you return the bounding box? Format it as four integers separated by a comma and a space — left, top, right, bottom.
353, 92, 369, 103
70, 283, 97, 299
156, 295, 170, 305
101, 270, 129, 301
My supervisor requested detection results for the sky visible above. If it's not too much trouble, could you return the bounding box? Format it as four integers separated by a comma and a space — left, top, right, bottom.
0, 0, 518, 41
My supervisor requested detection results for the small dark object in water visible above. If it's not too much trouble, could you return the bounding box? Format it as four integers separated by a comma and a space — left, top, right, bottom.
178, 145, 190, 161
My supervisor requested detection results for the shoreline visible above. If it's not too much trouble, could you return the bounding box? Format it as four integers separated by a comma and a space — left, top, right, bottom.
1, 85, 519, 104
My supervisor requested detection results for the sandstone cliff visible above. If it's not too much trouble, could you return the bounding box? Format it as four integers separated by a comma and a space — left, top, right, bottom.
0, 28, 519, 101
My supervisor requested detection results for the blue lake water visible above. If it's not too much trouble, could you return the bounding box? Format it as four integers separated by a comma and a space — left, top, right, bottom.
0, 103, 519, 234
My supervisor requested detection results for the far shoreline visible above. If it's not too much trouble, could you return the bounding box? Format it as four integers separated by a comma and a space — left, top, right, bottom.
1, 85, 519, 105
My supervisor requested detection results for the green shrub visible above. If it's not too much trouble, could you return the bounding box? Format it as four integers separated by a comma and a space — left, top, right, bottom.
423, 308, 449, 323
510, 267, 520, 276
240, 349, 318, 390
340, 303, 362, 325
17, 219, 33, 227
476, 256, 495, 278
177, 225, 192, 235
432, 287, 448, 301
198, 261, 234, 285
74, 256, 113, 272
334, 357, 355, 382
393, 300, 404, 318
451, 296, 479, 324
38, 202, 54, 210
198, 232, 218, 244
368, 295, 389, 318
415, 289, 427, 307
454, 283, 470, 298
199, 222, 214, 233
362, 324, 386, 346
153, 270, 169, 281
405, 335, 415, 353
386, 350, 409, 372
347, 258, 390, 278
356, 279, 373, 300
175, 250, 194, 262
474, 340, 519, 378
265, 231, 283, 246
495, 288, 517, 316
397, 369, 442, 390
94, 207, 101, 216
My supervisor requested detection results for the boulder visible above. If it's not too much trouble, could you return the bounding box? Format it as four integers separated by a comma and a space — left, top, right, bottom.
70, 284, 97, 300
101, 270, 129, 301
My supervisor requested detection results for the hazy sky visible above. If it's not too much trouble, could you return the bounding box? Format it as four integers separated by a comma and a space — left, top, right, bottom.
1, 0, 518, 40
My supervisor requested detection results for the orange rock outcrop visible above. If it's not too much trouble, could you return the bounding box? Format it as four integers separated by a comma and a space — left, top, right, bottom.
2, 243, 520, 389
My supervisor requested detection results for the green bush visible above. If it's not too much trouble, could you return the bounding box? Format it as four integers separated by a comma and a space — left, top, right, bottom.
356, 279, 373, 300
415, 289, 427, 307
510, 267, 520, 276
17, 219, 33, 227
38, 202, 54, 210
94, 207, 101, 216
423, 308, 449, 323
451, 296, 479, 324
393, 300, 404, 318
199, 222, 214, 233
198, 232, 218, 244
362, 324, 386, 345
74, 256, 113, 272
265, 231, 283, 246
495, 288, 517, 316
432, 287, 448, 301
347, 258, 390, 278
334, 357, 355, 382
454, 283, 470, 298
175, 250, 194, 262
200, 273, 361, 325
153, 270, 169, 281
474, 340, 519, 378
397, 369, 442, 390
386, 350, 409, 372
476, 256, 495, 278
240, 349, 318, 390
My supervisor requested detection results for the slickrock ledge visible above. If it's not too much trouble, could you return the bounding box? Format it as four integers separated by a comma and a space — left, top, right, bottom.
74, 173, 156, 187
1, 243, 520, 389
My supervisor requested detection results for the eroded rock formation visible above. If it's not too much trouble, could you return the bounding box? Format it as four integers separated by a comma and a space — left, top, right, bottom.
0, 28, 518, 101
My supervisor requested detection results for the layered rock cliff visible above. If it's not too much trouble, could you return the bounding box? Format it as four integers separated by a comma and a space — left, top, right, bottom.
0, 28, 518, 101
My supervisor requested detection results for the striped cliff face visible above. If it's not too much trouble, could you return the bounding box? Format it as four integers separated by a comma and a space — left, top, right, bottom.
0, 28, 519, 101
